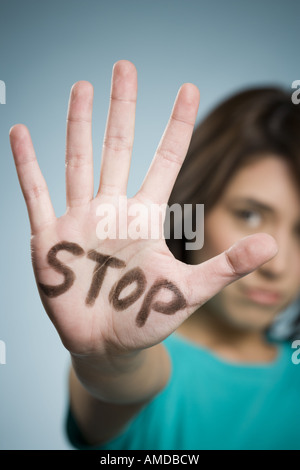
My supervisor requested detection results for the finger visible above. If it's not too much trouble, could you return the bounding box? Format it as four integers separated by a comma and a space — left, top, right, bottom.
182, 233, 278, 307
66, 81, 94, 208
136, 83, 200, 205
9, 124, 56, 234
97, 60, 137, 197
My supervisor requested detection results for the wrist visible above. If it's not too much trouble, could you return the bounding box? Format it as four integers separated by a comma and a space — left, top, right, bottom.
70, 343, 171, 405
70, 346, 146, 378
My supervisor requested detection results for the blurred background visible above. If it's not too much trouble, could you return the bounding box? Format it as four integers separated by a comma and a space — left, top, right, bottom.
0, 0, 299, 450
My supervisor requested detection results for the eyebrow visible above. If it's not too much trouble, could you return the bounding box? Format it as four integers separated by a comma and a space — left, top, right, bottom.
227, 197, 275, 214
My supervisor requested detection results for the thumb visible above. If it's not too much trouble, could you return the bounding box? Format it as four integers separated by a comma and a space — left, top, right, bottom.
183, 233, 278, 307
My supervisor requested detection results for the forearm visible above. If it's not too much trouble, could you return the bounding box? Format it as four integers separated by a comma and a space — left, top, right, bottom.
69, 342, 171, 445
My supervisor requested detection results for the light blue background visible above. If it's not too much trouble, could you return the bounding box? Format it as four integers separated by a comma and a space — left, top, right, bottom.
0, 0, 299, 450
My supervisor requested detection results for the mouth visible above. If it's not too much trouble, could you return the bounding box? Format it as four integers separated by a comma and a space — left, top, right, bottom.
241, 287, 283, 306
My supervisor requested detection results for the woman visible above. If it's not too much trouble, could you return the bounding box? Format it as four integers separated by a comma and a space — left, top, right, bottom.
167, 86, 300, 356
9, 61, 300, 450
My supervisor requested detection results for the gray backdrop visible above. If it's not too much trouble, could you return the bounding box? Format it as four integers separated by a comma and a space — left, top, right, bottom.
0, 0, 299, 450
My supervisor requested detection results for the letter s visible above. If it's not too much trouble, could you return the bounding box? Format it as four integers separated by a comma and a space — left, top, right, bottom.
38, 241, 84, 297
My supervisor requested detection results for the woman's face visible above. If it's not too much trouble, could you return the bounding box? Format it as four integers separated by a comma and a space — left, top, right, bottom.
194, 155, 300, 331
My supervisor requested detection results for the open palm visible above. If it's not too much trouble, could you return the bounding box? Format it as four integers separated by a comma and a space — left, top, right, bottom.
9, 61, 277, 358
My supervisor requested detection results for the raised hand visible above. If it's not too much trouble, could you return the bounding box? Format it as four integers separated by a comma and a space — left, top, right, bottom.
9, 61, 277, 359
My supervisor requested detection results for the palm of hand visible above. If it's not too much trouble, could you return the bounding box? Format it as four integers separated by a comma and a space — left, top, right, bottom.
31, 197, 189, 355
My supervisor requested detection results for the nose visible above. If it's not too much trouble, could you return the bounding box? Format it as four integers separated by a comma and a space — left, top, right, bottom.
258, 230, 290, 279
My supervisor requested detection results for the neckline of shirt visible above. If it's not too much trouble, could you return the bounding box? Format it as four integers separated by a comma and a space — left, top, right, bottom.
169, 331, 289, 374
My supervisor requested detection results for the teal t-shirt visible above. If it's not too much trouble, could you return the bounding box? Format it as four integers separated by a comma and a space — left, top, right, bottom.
66, 333, 300, 450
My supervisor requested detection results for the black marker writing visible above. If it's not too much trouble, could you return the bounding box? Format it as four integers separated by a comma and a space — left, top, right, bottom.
40, 242, 187, 328
38, 241, 84, 297
85, 250, 125, 306
135, 279, 187, 327
109, 267, 147, 310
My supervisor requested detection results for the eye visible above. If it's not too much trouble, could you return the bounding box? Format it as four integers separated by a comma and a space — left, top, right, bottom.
233, 209, 262, 228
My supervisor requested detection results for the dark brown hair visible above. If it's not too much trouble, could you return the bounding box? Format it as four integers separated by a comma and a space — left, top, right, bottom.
166, 86, 300, 263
